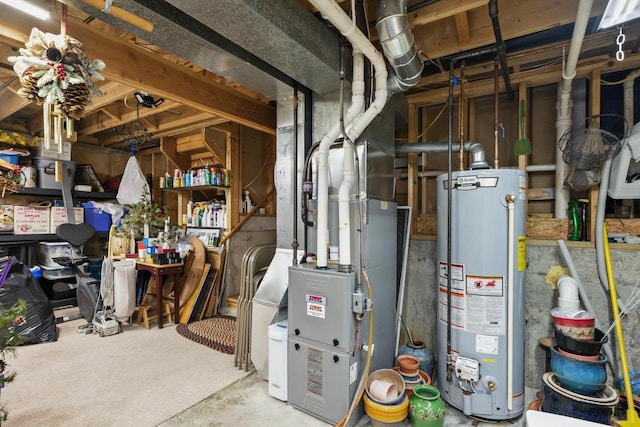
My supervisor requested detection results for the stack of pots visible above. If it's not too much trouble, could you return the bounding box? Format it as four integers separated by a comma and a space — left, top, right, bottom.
396, 354, 429, 398
363, 368, 409, 426
543, 276, 617, 424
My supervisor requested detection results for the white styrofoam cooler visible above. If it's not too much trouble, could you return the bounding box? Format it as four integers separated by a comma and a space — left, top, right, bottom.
268, 321, 288, 401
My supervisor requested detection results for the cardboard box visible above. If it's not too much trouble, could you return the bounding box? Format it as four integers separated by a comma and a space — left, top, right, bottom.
50, 207, 84, 232
34, 141, 72, 161
14, 206, 50, 234
0, 205, 14, 233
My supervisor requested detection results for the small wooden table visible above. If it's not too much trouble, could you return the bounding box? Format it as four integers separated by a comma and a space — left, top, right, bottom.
135, 260, 184, 329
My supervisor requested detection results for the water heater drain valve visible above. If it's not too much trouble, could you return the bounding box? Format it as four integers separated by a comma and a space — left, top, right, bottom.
455, 356, 480, 382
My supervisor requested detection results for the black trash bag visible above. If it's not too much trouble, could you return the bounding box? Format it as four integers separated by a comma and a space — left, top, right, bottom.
0, 257, 57, 344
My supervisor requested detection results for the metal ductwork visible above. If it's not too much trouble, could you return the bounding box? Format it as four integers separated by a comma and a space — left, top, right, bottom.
65, 0, 341, 99
376, 0, 424, 93
395, 141, 490, 170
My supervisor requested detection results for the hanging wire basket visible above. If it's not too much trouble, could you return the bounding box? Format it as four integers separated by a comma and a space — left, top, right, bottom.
558, 114, 627, 170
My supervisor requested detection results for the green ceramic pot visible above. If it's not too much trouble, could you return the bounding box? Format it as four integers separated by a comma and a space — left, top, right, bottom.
409, 384, 446, 427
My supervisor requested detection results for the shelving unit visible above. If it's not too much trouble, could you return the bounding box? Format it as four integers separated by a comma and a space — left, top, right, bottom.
0, 188, 116, 255
164, 184, 230, 230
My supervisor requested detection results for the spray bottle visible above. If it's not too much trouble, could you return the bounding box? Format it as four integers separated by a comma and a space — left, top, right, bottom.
568, 201, 580, 241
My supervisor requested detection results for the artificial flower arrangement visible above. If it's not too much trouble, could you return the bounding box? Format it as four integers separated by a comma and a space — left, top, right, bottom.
8, 27, 105, 119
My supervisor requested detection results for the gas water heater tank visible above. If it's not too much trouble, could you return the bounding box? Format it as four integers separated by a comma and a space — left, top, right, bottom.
436, 169, 526, 420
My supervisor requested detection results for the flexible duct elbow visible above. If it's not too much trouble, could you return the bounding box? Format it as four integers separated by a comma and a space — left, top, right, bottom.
376, 0, 423, 94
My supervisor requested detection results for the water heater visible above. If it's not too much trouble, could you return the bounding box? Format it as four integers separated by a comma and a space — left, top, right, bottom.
436, 168, 526, 420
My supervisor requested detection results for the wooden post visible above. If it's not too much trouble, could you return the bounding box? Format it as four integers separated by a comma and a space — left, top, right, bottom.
589, 68, 601, 242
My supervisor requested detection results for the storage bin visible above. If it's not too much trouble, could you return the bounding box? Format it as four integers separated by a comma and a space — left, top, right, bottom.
0, 154, 19, 165
37, 242, 81, 267
33, 157, 77, 190
82, 202, 112, 232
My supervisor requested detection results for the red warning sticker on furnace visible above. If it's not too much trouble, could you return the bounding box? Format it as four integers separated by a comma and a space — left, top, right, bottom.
307, 303, 326, 319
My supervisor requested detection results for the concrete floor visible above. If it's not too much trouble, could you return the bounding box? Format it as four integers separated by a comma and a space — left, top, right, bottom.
159, 370, 537, 426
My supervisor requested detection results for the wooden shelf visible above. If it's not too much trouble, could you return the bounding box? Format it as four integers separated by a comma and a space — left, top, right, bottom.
14, 188, 117, 200
163, 185, 229, 193
0, 231, 109, 243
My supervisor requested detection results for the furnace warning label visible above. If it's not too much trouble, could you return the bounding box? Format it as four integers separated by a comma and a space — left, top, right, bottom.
306, 293, 326, 319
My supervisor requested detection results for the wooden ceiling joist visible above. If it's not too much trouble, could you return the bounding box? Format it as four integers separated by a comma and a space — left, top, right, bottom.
0, 8, 276, 136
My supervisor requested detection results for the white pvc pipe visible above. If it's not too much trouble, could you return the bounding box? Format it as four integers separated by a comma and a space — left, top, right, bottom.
338, 50, 365, 268
525, 164, 556, 172
506, 194, 516, 411
311, 0, 388, 269
314, 52, 364, 268
555, 0, 594, 218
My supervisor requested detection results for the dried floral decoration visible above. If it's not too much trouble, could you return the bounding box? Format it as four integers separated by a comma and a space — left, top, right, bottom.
8, 28, 105, 120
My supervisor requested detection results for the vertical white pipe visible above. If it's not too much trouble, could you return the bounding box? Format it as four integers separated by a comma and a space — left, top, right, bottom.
310, 0, 388, 268
506, 194, 516, 411
555, 0, 594, 218
338, 50, 364, 269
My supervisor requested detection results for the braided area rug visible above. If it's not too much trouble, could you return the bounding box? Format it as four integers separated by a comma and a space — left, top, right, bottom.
176, 315, 236, 354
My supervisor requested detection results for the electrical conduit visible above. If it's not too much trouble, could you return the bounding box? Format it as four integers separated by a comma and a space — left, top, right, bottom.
555, 0, 594, 218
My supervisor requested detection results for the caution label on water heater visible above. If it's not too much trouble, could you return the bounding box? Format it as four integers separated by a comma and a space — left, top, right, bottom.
465, 275, 505, 335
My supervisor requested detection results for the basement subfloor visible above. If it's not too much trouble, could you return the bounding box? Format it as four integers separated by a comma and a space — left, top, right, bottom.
158, 370, 535, 426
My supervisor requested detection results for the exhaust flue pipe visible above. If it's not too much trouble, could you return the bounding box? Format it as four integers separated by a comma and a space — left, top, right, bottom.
396, 141, 490, 170
376, 0, 424, 93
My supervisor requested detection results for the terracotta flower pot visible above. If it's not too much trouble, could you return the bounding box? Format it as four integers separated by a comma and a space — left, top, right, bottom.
398, 354, 420, 375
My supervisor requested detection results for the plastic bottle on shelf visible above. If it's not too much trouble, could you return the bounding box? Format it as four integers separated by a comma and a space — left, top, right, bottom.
223, 169, 230, 187
186, 200, 193, 226
243, 190, 252, 214
221, 204, 227, 228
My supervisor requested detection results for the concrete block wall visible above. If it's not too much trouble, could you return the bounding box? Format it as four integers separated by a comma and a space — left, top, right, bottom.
402, 239, 640, 389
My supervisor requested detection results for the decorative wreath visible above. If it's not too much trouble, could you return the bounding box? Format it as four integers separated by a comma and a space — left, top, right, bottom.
8, 27, 105, 120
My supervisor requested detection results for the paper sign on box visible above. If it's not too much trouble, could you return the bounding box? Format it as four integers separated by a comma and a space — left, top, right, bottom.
50, 207, 84, 232
14, 206, 50, 234
0, 205, 14, 233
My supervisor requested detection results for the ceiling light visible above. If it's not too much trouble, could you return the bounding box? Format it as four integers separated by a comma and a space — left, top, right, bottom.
134, 92, 165, 108
0, 0, 50, 20
599, 0, 640, 29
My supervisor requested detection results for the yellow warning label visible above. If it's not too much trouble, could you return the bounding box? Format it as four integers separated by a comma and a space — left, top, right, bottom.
518, 236, 526, 271
482, 358, 497, 363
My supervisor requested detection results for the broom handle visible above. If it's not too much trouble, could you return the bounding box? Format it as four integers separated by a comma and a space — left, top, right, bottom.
520, 100, 525, 139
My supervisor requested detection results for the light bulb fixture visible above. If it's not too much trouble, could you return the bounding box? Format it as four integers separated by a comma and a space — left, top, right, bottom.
134, 92, 165, 108
599, 0, 640, 29
0, 0, 50, 20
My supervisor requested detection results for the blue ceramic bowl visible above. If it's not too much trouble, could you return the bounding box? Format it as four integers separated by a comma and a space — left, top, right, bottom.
550, 345, 608, 395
